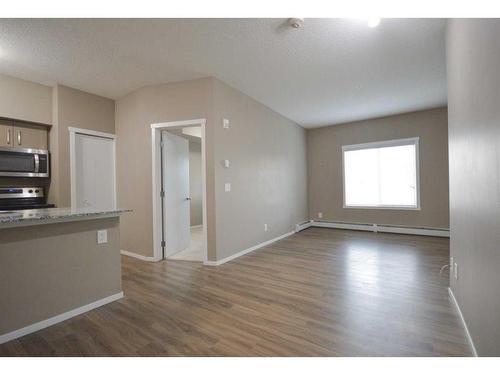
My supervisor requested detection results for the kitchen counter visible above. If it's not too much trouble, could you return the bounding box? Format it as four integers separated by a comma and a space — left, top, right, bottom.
0, 207, 131, 228
0, 206, 128, 344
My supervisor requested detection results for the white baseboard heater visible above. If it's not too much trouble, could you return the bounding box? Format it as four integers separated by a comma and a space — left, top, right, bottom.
309, 220, 449, 238
295, 220, 313, 232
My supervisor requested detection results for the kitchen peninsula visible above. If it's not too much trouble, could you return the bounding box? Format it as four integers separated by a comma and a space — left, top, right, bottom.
0, 207, 129, 344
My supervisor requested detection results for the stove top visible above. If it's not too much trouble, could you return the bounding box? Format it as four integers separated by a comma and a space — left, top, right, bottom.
0, 187, 55, 211
0, 203, 56, 211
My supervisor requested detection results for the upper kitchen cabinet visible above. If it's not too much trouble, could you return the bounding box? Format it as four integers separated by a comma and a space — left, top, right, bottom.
13, 122, 49, 150
0, 119, 49, 150
0, 119, 13, 147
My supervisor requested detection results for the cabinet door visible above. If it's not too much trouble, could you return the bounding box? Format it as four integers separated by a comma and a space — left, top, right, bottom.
0, 120, 13, 147
14, 123, 48, 150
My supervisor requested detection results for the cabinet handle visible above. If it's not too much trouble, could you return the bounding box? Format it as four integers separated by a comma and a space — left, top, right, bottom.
17, 130, 21, 146
6, 129, 10, 145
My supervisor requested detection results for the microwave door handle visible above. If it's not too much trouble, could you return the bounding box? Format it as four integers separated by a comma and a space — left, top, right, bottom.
6, 129, 11, 145
34, 154, 40, 173
17, 130, 21, 146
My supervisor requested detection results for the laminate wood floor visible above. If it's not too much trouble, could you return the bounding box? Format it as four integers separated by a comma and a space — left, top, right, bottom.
0, 228, 472, 356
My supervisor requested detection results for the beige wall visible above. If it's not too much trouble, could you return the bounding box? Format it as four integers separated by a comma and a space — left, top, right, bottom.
115, 78, 216, 259
49, 85, 115, 206
447, 19, 500, 356
189, 141, 203, 227
0, 75, 114, 207
0, 73, 52, 125
212, 79, 308, 260
307, 107, 449, 229
116, 77, 308, 262
0, 218, 121, 336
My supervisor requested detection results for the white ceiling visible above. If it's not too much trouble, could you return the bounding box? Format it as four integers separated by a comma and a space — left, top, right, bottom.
0, 18, 447, 128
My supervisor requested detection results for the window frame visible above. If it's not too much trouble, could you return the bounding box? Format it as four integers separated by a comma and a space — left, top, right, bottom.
341, 137, 421, 210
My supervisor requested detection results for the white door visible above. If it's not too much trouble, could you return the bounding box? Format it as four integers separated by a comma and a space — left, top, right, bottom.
162, 131, 191, 258
73, 133, 116, 210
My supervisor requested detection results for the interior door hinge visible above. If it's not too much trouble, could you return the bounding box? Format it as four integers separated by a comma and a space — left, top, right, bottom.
160, 190, 165, 198
161, 240, 166, 248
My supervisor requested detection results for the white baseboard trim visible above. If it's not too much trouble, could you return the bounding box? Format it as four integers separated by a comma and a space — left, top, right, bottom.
448, 287, 478, 357
121, 250, 160, 262
311, 221, 450, 238
204, 231, 295, 266
0, 291, 124, 345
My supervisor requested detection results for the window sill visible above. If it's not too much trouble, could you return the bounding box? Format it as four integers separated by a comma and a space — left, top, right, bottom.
343, 205, 421, 211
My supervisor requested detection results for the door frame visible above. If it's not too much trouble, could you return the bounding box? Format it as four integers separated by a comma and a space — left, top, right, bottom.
150, 119, 208, 262
69, 127, 117, 209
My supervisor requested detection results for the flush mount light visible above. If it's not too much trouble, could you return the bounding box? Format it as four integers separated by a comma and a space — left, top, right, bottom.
288, 18, 304, 29
367, 17, 381, 28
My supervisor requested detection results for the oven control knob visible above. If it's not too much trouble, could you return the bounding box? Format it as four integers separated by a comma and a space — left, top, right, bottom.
35, 189, 39, 193
28, 189, 33, 193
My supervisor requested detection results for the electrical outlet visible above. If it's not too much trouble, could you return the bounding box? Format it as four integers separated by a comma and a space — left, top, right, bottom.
454, 263, 458, 280
264, 223, 268, 232
224, 183, 231, 192
318, 212, 323, 219
223, 118, 230, 129
97, 229, 108, 244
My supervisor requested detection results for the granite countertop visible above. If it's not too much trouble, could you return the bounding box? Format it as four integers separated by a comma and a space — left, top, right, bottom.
0, 207, 130, 228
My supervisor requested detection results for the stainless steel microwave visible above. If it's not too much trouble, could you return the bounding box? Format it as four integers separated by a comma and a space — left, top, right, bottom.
0, 146, 50, 178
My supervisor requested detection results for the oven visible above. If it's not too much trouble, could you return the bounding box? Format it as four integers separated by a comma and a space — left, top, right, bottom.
0, 147, 49, 178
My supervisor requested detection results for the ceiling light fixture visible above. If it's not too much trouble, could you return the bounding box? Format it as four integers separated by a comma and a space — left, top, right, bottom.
367, 17, 381, 28
288, 18, 304, 29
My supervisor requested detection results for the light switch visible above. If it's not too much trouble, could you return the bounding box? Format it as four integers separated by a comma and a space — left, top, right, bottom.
223, 118, 230, 129
224, 183, 231, 192
223, 159, 230, 168
97, 229, 108, 244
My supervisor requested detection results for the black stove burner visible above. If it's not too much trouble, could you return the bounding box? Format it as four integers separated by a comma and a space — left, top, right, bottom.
0, 203, 55, 211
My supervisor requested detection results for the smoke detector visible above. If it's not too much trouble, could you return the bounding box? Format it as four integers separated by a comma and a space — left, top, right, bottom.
288, 18, 304, 29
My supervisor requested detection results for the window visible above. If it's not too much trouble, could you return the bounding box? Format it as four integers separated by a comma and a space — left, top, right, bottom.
342, 138, 419, 209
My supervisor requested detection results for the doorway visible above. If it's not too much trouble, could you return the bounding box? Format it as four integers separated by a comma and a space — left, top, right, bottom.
151, 119, 207, 263
69, 127, 116, 210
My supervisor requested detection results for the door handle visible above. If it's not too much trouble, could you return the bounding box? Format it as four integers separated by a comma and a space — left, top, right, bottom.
17, 130, 21, 146
6, 129, 10, 145
185, 197, 192, 201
